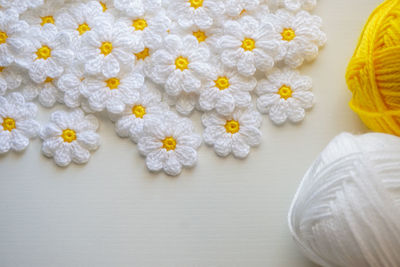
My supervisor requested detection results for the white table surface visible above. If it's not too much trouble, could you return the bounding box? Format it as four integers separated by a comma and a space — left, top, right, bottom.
0, 1, 381, 266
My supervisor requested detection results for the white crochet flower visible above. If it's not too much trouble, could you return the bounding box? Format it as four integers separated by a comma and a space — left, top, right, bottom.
81, 67, 145, 114
0, 0, 43, 14
169, 0, 224, 30
21, 1, 65, 27
138, 112, 202, 176
40, 109, 100, 167
199, 63, 256, 116
271, 9, 326, 68
78, 21, 138, 78
0, 92, 40, 154
225, 0, 260, 17
57, 63, 87, 108
256, 68, 313, 124
17, 23, 73, 83
121, 11, 169, 48
114, 82, 168, 143
149, 34, 211, 96
202, 107, 262, 158
268, 0, 316, 11
114, 0, 161, 17
56, 1, 111, 49
22, 76, 64, 108
0, 65, 23, 96
0, 10, 30, 66
217, 16, 282, 76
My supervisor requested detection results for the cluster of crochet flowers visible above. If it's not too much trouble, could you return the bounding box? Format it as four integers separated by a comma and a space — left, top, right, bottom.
0, 0, 326, 175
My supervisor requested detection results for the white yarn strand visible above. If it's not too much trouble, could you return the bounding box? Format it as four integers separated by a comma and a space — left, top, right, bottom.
288, 133, 400, 267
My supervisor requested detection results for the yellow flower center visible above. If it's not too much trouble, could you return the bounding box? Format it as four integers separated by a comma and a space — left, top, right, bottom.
132, 19, 148, 31
135, 47, 149, 60
0, 31, 8, 44
100, 2, 107, 12
2, 118, 16, 132
215, 76, 230, 90
281, 28, 296, 41
278, 85, 293, 100
44, 77, 53, 83
61, 129, 76, 143
132, 105, 146, 118
106, 77, 120, 90
225, 120, 240, 134
240, 9, 246, 15
189, 0, 203, 9
77, 23, 91, 35
0, 66, 4, 72
175, 56, 189, 71
162, 137, 177, 151
40, 16, 55, 26
100, 41, 113, 56
36, 45, 51, 60
241, 38, 255, 51
193, 30, 206, 43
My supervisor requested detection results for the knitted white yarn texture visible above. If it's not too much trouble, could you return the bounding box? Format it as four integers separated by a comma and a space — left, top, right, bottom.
288, 132, 400, 267
0, 0, 326, 175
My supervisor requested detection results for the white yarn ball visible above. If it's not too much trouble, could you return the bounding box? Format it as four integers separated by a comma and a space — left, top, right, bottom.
288, 132, 400, 267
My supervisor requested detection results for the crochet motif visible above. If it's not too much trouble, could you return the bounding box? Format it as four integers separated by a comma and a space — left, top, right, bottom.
199, 62, 257, 116
217, 16, 282, 76
202, 107, 262, 158
256, 68, 314, 124
138, 112, 202, 176
0, 0, 325, 176
40, 109, 100, 167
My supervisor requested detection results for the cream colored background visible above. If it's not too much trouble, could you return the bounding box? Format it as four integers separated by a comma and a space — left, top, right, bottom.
0, 1, 381, 266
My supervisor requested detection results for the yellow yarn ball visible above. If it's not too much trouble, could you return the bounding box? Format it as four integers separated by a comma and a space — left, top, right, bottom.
346, 0, 400, 136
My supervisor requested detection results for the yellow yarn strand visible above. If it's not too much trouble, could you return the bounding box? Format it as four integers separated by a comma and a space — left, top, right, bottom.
346, 0, 400, 136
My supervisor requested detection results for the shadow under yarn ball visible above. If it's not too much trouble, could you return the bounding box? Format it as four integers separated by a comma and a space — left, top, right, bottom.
346, 0, 400, 136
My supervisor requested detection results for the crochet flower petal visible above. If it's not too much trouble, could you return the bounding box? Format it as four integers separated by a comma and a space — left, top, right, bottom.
71, 142, 91, 164
231, 134, 250, 159
0, 131, 11, 154
214, 134, 232, 157
16, 119, 40, 138
203, 125, 225, 145
54, 146, 72, 167
10, 129, 30, 151
240, 125, 262, 146
77, 131, 100, 150
175, 145, 198, 167
146, 149, 165, 172
139, 136, 162, 155
115, 116, 135, 137
163, 153, 182, 176
269, 100, 289, 125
